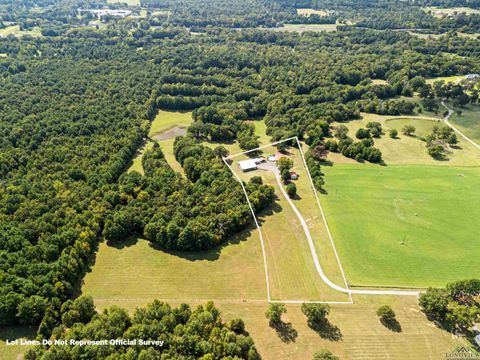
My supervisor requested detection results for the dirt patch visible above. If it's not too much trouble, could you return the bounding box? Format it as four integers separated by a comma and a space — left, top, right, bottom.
152, 126, 187, 141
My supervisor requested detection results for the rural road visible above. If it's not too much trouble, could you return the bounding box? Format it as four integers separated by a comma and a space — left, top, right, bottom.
259, 163, 420, 297
441, 101, 480, 150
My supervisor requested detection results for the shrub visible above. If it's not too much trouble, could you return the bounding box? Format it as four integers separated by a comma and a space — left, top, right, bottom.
286, 183, 297, 198
313, 349, 339, 360
389, 129, 398, 138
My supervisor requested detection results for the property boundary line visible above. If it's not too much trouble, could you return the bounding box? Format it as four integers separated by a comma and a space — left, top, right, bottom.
225, 137, 420, 300
223, 159, 271, 303
292, 138, 354, 304
225, 138, 355, 304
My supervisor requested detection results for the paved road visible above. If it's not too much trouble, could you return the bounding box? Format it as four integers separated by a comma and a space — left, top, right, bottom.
441, 101, 480, 151
259, 163, 420, 297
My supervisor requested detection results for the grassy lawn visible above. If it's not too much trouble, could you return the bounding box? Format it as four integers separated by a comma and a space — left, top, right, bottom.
320, 163, 480, 287
447, 103, 480, 144
0, 326, 37, 360
330, 113, 480, 166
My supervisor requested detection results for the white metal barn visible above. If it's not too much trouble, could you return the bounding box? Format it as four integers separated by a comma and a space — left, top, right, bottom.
238, 159, 258, 172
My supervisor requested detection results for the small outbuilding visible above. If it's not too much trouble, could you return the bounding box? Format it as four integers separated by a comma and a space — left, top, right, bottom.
466, 74, 480, 80
238, 159, 258, 172
475, 334, 480, 347
267, 155, 276, 162
290, 172, 299, 180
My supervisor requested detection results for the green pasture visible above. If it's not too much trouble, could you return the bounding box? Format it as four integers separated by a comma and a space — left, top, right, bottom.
0, 326, 37, 360
320, 163, 480, 287
447, 103, 480, 144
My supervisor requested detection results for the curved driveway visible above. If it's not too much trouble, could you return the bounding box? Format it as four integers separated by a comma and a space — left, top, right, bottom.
260, 163, 420, 297
441, 101, 480, 150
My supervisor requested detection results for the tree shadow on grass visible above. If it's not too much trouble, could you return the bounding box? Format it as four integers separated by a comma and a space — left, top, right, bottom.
270, 321, 298, 343
309, 320, 343, 341
71, 240, 100, 298
381, 318, 402, 332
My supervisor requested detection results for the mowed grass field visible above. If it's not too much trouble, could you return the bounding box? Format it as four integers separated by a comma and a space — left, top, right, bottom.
82, 226, 268, 309
220, 296, 462, 360
320, 163, 480, 287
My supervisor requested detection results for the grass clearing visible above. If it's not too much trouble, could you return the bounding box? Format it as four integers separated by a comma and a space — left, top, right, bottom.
0, 326, 37, 360
330, 113, 480, 166
128, 110, 192, 174
424, 6, 480, 17
425, 75, 466, 85
82, 227, 267, 310
447, 103, 480, 144
0, 25, 42, 38
320, 163, 480, 287
297, 8, 329, 16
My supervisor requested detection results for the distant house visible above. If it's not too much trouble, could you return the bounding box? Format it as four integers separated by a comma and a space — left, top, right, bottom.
238, 159, 257, 172
475, 334, 480, 347
290, 172, 299, 180
466, 74, 480, 80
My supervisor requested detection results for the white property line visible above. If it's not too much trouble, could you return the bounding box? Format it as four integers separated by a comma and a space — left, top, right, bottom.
225, 138, 421, 300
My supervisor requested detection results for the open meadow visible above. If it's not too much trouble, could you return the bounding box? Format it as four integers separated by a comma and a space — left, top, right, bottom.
320, 163, 480, 287
330, 113, 480, 166
447, 103, 480, 145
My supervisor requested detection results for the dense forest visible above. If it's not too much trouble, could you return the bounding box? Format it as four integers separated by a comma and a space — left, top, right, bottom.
25, 297, 259, 359
1, 0, 480, 349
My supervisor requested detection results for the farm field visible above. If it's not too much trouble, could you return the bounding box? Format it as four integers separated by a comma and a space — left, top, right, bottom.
0, 326, 37, 360
447, 103, 480, 144
330, 113, 480, 166
320, 163, 480, 288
